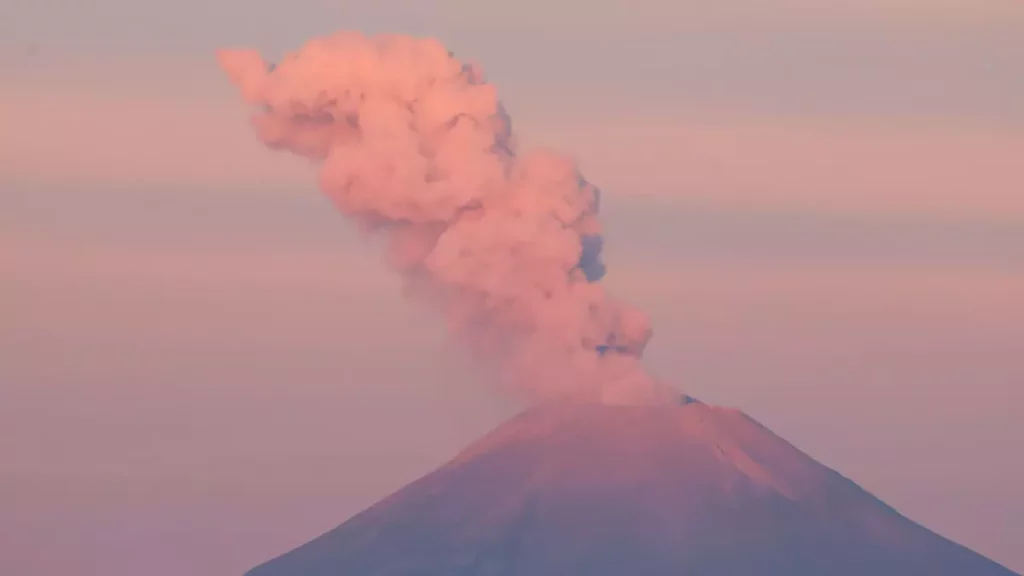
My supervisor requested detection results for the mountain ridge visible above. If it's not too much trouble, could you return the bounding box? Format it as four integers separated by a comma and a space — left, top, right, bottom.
246, 399, 1019, 576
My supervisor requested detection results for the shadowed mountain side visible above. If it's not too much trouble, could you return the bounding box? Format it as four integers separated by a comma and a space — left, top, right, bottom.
246, 399, 1019, 576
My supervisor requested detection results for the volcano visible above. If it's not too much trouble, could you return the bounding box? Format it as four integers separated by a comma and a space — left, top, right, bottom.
247, 397, 1017, 576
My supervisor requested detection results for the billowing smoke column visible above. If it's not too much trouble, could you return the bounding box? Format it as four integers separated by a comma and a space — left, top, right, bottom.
218, 32, 674, 405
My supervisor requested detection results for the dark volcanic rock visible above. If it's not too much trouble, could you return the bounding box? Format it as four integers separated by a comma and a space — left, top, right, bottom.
247, 400, 1019, 576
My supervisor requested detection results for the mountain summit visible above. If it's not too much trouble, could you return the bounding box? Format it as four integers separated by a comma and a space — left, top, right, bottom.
247, 397, 1018, 576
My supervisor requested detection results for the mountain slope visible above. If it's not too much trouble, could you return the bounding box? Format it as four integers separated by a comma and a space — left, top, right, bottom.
247, 398, 1019, 576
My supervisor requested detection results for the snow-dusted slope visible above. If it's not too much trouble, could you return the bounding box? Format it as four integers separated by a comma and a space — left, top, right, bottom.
246, 398, 1018, 576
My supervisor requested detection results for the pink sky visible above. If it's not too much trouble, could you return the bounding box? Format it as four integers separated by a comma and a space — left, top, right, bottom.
4, 63, 1022, 220
2, 3, 1023, 574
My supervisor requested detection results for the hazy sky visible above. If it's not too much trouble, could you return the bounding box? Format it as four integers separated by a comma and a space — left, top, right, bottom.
2, 1, 1023, 575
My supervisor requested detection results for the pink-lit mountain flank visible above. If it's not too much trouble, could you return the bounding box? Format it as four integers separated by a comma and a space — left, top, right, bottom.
246, 397, 1018, 576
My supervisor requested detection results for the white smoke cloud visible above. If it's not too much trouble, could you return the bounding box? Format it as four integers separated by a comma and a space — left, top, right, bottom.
218, 32, 675, 405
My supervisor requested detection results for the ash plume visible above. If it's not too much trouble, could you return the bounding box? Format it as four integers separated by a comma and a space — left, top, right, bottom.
218, 32, 673, 405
